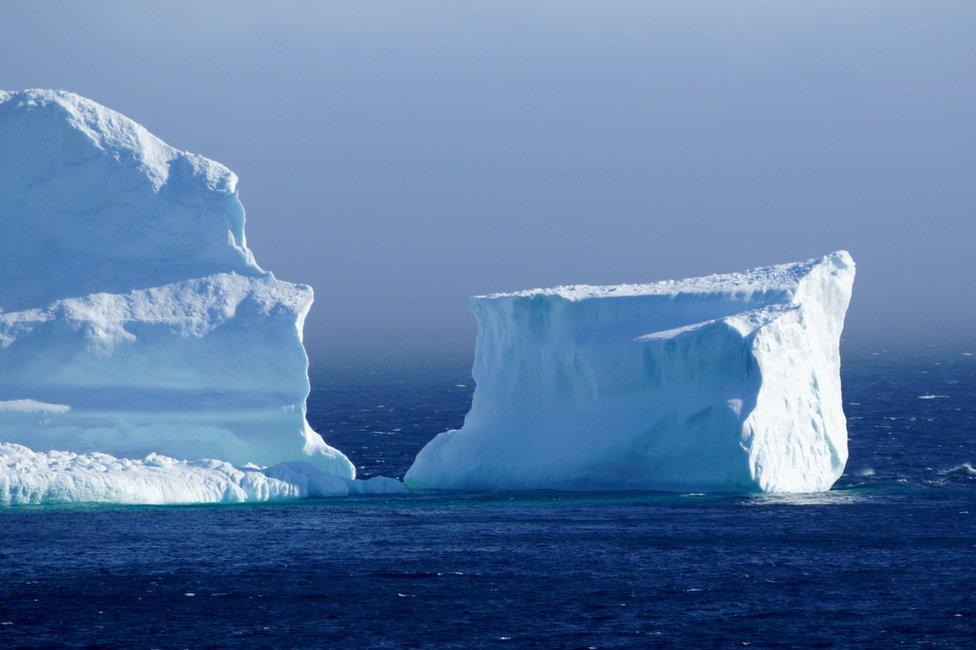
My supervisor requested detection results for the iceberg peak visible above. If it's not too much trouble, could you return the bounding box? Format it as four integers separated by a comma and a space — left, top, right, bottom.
0, 89, 260, 311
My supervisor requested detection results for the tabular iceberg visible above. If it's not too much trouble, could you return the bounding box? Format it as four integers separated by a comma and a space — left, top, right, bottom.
0, 89, 401, 504
406, 252, 856, 494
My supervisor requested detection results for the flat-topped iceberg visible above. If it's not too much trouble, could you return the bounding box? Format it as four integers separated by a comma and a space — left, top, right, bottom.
406, 252, 856, 494
0, 89, 402, 504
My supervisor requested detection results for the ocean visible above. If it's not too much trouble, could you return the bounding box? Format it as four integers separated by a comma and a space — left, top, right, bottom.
1, 346, 974, 646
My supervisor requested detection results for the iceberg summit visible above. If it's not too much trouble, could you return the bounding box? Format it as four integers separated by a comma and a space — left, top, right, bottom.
406, 252, 856, 494
0, 89, 401, 504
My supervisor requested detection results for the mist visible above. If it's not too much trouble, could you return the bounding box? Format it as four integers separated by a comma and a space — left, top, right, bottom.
3, 1, 974, 357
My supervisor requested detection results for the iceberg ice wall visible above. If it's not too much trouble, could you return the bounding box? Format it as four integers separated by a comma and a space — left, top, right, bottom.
406, 252, 856, 493
0, 89, 357, 500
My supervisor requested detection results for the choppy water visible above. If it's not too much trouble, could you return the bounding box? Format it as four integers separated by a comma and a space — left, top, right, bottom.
1, 346, 974, 646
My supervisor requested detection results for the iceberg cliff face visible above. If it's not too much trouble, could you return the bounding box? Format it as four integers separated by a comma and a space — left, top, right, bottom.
406, 252, 856, 494
0, 89, 357, 501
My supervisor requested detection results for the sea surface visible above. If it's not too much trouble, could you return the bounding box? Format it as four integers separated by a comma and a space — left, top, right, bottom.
1, 346, 974, 647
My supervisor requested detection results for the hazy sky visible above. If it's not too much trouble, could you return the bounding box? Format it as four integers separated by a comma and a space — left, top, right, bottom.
2, 1, 974, 355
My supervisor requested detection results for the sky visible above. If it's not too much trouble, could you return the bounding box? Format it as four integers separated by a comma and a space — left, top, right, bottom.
2, 1, 974, 356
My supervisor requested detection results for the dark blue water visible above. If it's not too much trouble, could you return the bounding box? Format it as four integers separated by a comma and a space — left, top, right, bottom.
1, 347, 974, 647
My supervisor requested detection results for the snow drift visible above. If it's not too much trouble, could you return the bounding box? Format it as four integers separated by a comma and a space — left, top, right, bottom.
0, 89, 399, 504
406, 252, 856, 494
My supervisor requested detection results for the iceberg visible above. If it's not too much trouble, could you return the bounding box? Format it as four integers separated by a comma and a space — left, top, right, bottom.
406, 252, 856, 494
0, 89, 401, 504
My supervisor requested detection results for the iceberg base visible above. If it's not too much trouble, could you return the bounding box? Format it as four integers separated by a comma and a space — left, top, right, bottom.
0, 443, 404, 506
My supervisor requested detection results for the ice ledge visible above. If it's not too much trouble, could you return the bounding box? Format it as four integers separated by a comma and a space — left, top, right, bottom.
476, 250, 852, 302
0, 443, 405, 506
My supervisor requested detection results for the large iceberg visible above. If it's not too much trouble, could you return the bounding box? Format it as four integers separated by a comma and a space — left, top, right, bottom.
406, 252, 856, 494
0, 89, 399, 504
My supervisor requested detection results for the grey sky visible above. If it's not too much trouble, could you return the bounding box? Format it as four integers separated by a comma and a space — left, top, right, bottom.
2, 1, 974, 355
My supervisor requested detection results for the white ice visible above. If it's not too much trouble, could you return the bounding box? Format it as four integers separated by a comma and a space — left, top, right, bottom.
406, 251, 856, 494
0, 443, 404, 506
0, 89, 403, 504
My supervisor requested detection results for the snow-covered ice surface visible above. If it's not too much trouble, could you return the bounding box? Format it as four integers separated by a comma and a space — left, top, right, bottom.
0, 443, 403, 506
0, 89, 402, 504
406, 251, 856, 494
